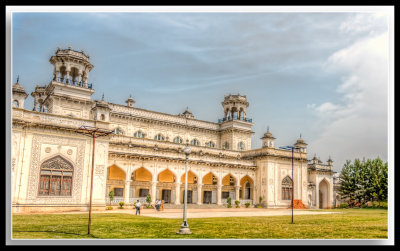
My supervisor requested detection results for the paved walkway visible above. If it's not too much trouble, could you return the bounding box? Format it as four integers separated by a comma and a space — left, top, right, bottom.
92, 208, 339, 219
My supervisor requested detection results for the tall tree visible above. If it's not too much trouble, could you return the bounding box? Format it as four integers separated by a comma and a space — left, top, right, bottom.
338, 157, 388, 205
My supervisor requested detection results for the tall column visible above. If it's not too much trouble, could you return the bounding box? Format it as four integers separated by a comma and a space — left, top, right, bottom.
197, 184, 202, 205
65, 71, 70, 83
235, 185, 240, 201
217, 184, 222, 205
175, 182, 181, 205
124, 180, 131, 204
151, 181, 157, 203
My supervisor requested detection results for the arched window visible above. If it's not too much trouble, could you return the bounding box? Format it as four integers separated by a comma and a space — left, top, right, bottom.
281, 176, 293, 200
134, 130, 144, 138
173, 136, 183, 144
223, 142, 230, 150
190, 138, 200, 146
13, 100, 19, 108
114, 127, 123, 135
205, 141, 216, 148
154, 133, 165, 141
38, 156, 74, 196
238, 141, 245, 151
100, 114, 105, 121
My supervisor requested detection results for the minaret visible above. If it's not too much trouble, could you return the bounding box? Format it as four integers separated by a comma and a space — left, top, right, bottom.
12, 76, 28, 109
261, 127, 275, 148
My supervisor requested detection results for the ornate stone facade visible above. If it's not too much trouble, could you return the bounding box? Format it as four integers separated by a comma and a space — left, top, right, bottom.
11, 47, 335, 213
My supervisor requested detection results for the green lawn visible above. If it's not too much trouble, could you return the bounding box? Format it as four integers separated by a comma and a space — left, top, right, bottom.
11, 209, 388, 239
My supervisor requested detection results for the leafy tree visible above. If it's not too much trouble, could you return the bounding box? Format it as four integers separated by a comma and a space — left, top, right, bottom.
338, 157, 388, 206
146, 194, 152, 206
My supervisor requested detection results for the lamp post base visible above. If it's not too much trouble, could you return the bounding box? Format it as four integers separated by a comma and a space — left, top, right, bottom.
177, 222, 192, 235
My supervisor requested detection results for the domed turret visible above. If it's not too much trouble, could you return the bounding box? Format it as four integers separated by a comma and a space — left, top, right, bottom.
12, 76, 28, 109
179, 107, 194, 119
261, 127, 275, 148
126, 95, 135, 107
294, 134, 307, 152
221, 93, 249, 121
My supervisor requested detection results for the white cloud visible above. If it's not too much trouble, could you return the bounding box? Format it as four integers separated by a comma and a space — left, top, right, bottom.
308, 31, 389, 171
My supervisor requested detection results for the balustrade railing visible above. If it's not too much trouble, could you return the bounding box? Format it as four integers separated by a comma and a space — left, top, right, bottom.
218, 116, 252, 123
53, 77, 93, 89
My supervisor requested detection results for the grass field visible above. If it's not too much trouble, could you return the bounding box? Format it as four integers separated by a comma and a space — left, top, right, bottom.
11, 209, 388, 239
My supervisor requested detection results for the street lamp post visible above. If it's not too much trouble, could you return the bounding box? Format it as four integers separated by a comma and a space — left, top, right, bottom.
76, 126, 114, 235
178, 145, 192, 234
279, 145, 304, 224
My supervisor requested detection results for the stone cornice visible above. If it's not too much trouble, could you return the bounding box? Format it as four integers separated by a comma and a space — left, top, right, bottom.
108, 150, 257, 170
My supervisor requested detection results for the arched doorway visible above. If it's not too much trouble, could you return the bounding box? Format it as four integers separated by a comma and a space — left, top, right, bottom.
221, 174, 236, 201
319, 179, 329, 209
131, 167, 152, 200
106, 164, 126, 204
157, 169, 176, 204
240, 176, 254, 201
202, 172, 218, 204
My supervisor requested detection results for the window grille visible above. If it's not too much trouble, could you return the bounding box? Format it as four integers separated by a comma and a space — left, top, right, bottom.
154, 134, 165, 141
173, 137, 183, 144
38, 156, 74, 196
281, 176, 293, 200
134, 130, 145, 138
190, 139, 200, 146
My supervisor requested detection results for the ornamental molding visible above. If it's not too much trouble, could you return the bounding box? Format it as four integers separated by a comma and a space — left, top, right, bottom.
26, 134, 86, 204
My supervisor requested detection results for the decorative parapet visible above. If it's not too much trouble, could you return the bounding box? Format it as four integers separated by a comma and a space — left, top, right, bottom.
108, 103, 220, 131
241, 147, 308, 162
12, 108, 98, 130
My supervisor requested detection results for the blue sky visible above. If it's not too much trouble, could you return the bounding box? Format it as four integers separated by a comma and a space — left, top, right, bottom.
11, 8, 392, 171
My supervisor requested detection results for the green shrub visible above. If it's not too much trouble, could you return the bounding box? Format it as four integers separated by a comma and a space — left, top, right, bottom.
119, 202, 125, 209
227, 197, 232, 208
106, 206, 113, 210
340, 203, 348, 208
146, 194, 152, 206
235, 200, 240, 208
245, 202, 250, 208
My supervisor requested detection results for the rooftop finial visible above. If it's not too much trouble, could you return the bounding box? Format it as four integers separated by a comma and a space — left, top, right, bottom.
102, 93, 104, 101
16, 75, 19, 83
267, 126, 270, 132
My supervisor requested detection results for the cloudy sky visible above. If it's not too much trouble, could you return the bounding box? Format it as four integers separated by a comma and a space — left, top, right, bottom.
10, 6, 393, 172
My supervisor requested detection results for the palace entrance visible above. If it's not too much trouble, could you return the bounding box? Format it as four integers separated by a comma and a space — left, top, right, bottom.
162, 189, 171, 203
203, 191, 212, 204
186, 190, 193, 204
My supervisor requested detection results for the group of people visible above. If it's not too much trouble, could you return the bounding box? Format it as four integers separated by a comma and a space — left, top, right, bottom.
134, 199, 164, 215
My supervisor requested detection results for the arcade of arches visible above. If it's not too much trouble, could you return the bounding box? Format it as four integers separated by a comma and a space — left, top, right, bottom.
106, 165, 255, 205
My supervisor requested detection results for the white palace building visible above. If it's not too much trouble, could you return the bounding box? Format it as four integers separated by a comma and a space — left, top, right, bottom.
11, 47, 336, 213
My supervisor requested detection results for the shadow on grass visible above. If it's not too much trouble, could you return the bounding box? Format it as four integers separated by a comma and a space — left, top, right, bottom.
13, 230, 100, 239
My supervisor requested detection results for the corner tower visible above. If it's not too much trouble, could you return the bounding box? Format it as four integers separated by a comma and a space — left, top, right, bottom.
41, 47, 95, 118
219, 94, 254, 151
